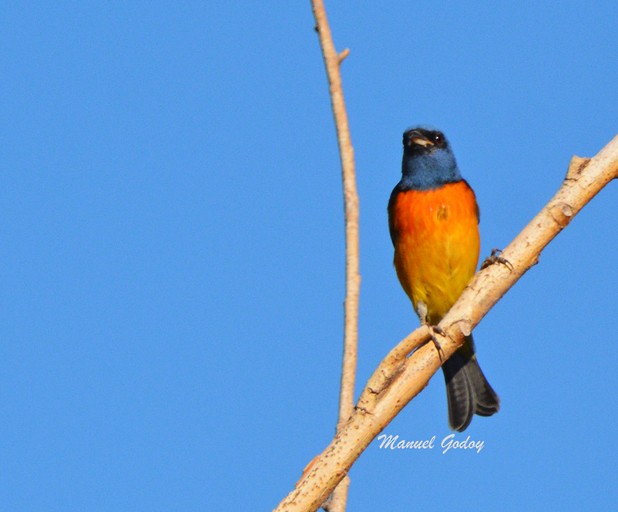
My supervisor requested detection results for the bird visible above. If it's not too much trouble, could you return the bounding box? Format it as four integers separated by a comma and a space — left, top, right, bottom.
387, 126, 499, 432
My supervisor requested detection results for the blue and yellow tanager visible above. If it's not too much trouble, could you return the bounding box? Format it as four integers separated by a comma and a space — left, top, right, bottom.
388, 127, 500, 431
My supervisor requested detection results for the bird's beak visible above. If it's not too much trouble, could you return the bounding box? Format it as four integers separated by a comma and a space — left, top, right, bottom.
409, 132, 434, 147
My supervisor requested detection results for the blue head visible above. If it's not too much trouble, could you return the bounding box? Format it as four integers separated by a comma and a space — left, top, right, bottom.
399, 127, 461, 190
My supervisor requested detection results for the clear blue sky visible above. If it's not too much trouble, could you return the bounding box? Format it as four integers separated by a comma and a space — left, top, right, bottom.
2, 2, 617, 511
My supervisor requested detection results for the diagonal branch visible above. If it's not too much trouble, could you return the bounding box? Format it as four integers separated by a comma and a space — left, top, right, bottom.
274, 135, 618, 512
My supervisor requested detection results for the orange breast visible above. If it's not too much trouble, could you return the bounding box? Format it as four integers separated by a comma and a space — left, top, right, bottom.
390, 181, 480, 323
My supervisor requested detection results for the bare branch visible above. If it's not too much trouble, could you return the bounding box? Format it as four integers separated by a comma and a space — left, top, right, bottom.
274, 136, 618, 512
310, 1, 359, 510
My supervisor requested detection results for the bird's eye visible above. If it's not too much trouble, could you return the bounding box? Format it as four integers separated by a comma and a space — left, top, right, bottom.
433, 133, 444, 145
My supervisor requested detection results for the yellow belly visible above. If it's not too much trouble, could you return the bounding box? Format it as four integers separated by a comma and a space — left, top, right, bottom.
391, 181, 480, 323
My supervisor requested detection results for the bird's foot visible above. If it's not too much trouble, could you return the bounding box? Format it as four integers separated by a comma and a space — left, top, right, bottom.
481, 248, 513, 271
416, 300, 446, 363
429, 325, 446, 363
416, 301, 446, 361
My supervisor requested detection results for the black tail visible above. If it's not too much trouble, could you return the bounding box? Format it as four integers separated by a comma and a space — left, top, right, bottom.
441, 335, 499, 432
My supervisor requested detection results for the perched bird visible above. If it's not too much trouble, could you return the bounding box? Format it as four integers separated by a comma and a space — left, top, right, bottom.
388, 127, 499, 431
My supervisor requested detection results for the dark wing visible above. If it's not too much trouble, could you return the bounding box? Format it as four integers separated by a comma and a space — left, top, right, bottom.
387, 183, 403, 246
462, 179, 480, 224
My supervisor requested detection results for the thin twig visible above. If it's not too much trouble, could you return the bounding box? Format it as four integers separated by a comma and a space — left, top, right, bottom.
310, 2, 360, 511
274, 136, 618, 512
